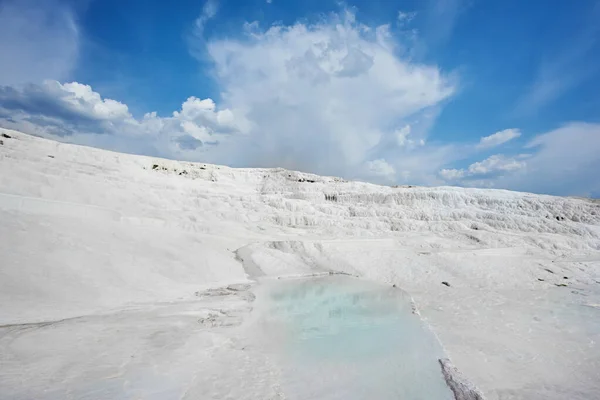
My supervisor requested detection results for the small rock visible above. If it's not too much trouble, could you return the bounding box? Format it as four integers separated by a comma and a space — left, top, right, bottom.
537, 278, 545, 282
1, 133, 11, 139
442, 281, 451, 287
563, 276, 569, 279
392, 284, 397, 288
0, 140, 3, 145
555, 283, 568, 287
152, 164, 159, 170
47, 155, 54, 158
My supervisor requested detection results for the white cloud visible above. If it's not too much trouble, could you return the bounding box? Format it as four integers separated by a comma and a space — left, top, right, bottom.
0, 81, 244, 157
505, 123, 600, 196
1, 5, 597, 196
0, 10, 456, 183
0, 0, 79, 85
194, 0, 218, 35
477, 128, 521, 149
397, 11, 416, 25
439, 168, 465, 180
365, 159, 396, 181
14, 8, 599, 196
2, 82, 599, 196
467, 155, 526, 174
395, 125, 425, 147
437, 123, 600, 196
204, 10, 455, 176
55, 82, 131, 121
439, 154, 526, 181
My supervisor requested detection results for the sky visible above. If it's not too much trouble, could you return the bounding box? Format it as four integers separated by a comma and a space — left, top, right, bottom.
0, 0, 599, 197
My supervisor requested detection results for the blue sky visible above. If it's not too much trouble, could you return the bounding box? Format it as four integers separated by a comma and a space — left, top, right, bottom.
1, 0, 599, 196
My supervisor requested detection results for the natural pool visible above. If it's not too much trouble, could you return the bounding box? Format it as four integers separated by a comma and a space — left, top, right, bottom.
252, 275, 454, 400
0, 275, 457, 400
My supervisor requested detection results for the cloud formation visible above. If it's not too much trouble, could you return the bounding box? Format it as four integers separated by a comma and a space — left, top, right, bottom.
0, 80, 244, 156
0, 6, 598, 196
438, 123, 600, 197
194, 0, 218, 35
440, 154, 527, 180
202, 11, 455, 178
477, 128, 521, 149
513, 123, 600, 196
0, 9, 456, 183
397, 11, 417, 26
365, 159, 396, 181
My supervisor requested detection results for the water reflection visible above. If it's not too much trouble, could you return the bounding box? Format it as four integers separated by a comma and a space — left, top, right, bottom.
255, 275, 453, 400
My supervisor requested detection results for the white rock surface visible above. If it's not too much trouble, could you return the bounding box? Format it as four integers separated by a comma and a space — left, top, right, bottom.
1, 128, 599, 399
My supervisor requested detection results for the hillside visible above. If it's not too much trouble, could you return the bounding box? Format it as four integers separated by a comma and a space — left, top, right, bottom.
1, 127, 599, 400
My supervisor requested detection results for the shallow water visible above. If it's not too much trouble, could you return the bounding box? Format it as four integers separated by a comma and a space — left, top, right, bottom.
253, 275, 454, 400
1, 276, 455, 400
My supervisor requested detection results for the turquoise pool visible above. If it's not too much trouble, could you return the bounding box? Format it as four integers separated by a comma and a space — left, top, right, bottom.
253, 275, 454, 400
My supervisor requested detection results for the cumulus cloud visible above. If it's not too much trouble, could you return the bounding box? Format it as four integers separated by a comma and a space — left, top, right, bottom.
0, 81, 245, 157
0, 9, 457, 184
204, 10, 455, 176
6, 7, 598, 196
0, 81, 135, 136
477, 128, 521, 149
0, 0, 78, 85
440, 154, 527, 182
467, 155, 526, 174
